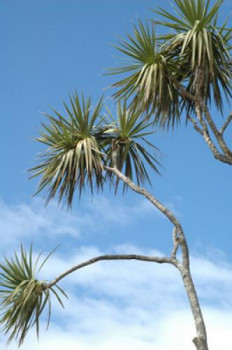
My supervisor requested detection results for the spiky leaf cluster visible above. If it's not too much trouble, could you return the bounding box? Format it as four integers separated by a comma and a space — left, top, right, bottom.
0, 246, 67, 346
155, 0, 232, 116
102, 101, 160, 191
30, 94, 160, 206
110, 0, 232, 126
109, 21, 181, 127
31, 94, 105, 206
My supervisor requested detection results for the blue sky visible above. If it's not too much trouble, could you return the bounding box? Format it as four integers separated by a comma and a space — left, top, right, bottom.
1, 1, 232, 349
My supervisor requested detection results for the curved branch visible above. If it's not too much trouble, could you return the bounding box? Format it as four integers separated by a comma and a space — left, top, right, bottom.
171, 76, 198, 103
172, 78, 226, 159
173, 75, 232, 165
103, 166, 208, 349
104, 165, 189, 268
201, 102, 232, 157
220, 113, 232, 135
171, 227, 180, 258
194, 103, 225, 157
45, 254, 178, 289
194, 104, 232, 164
187, 116, 204, 135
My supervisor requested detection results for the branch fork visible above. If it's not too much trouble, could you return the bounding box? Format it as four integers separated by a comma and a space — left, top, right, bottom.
173, 78, 232, 166
42, 165, 209, 350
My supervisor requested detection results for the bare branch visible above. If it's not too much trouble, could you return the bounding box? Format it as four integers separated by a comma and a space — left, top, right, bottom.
104, 165, 190, 268
177, 80, 224, 159
171, 227, 180, 258
201, 102, 232, 156
187, 116, 204, 135
172, 73, 232, 164
45, 254, 178, 289
42, 165, 208, 350
186, 98, 232, 165
171, 76, 199, 103
195, 106, 222, 157
103, 166, 209, 347
220, 113, 232, 135
192, 105, 232, 164
105, 167, 182, 228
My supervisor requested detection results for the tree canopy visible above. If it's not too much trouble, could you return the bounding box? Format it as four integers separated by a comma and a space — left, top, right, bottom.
0, 1, 231, 349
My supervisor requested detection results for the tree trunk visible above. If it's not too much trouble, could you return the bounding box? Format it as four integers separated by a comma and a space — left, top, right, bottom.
179, 266, 209, 350
104, 165, 209, 350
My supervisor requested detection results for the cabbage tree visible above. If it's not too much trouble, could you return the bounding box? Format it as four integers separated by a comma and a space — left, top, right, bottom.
1, 94, 208, 350
111, 0, 232, 165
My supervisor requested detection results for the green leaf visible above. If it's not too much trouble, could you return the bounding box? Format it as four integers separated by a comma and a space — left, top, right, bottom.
30, 93, 162, 205
153, 0, 231, 119
104, 100, 160, 191
29, 93, 105, 207
0, 246, 67, 346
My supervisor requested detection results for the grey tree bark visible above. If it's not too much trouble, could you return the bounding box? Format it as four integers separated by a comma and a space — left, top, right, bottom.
105, 166, 209, 350
173, 72, 232, 166
44, 165, 209, 350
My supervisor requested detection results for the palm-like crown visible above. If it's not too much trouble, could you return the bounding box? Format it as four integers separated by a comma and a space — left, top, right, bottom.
0, 246, 66, 346
30, 93, 160, 207
110, 0, 232, 126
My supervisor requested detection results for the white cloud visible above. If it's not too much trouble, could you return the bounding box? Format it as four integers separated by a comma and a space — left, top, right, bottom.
0, 195, 163, 248
0, 245, 230, 350
0, 198, 81, 243
1, 293, 232, 350
1, 198, 231, 349
39, 245, 232, 312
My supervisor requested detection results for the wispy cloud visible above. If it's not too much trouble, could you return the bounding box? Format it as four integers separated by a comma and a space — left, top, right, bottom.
0, 198, 81, 244
38, 245, 232, 309
1, 245, 232, 350
0, 244, 227, 350
1, 197, 231, 349
0, 195, 167, 248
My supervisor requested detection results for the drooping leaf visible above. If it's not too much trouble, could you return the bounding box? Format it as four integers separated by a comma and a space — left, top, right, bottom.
102, 101, 161, 192
108, 21, 182, 127
110, 1, 232, 128
30, 93, 105, 207
153, 0, 232, 118
30, 94, 161, 206
0, 245, 67, 346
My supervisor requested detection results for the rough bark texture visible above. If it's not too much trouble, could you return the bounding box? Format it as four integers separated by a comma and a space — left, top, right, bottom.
45, 165, 209, 350
193, 337, 209, 350
104, 166, 209, 350
179, 266, 208, 350
173, 73, 232, 166
46, 254, 177, 289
